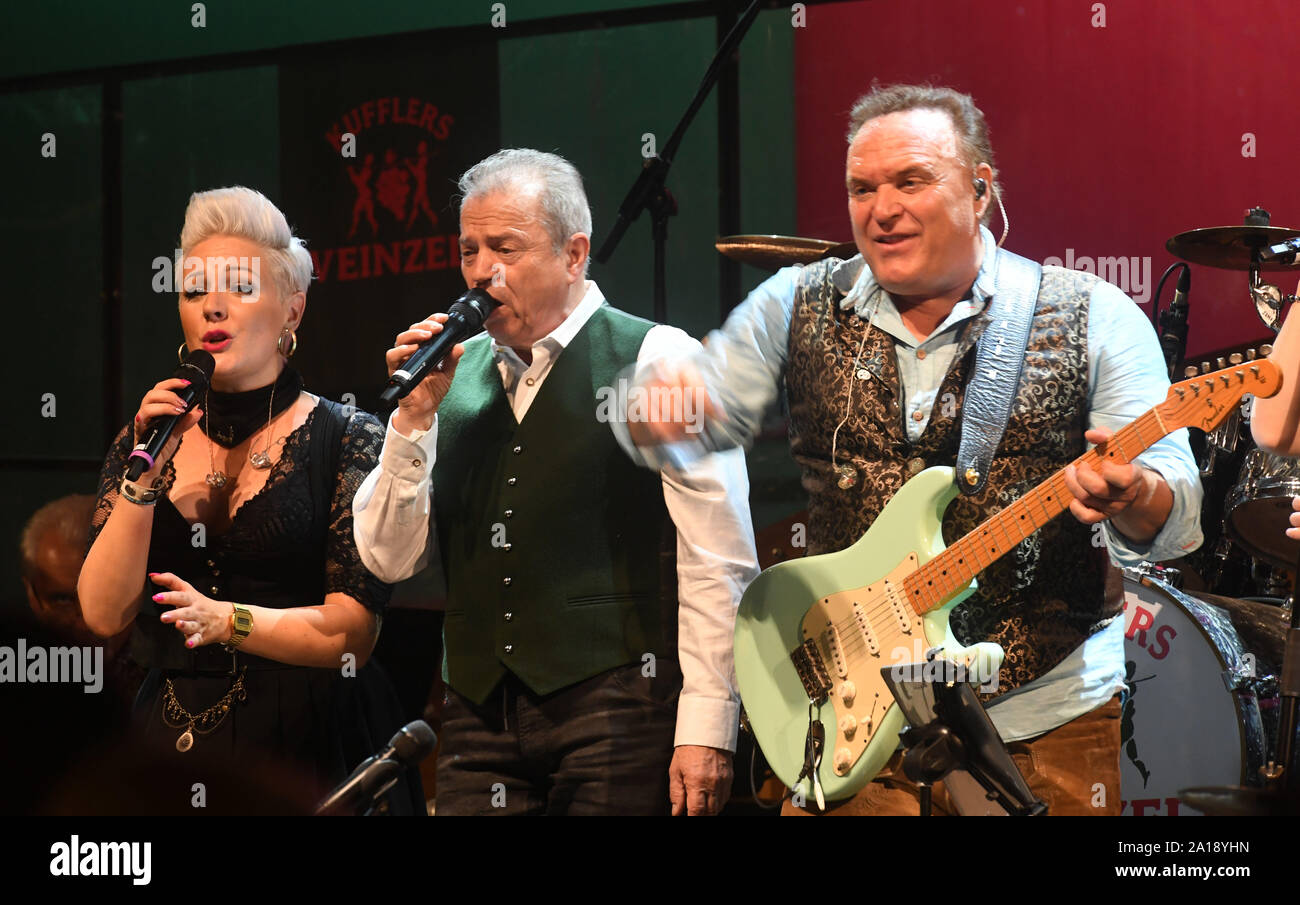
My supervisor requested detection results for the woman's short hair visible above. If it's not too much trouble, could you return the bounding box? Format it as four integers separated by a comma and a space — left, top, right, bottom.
457, 149, 592, 264
179, 186, 313, 298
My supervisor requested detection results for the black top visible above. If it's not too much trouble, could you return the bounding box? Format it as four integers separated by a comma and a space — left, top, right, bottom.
88, 397, 415, 811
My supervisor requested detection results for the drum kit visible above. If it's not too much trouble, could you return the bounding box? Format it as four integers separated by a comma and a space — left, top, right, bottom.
721, 208, 1300, 814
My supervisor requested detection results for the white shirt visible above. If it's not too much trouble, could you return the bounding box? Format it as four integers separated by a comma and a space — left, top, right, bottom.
353, 282, 761, 751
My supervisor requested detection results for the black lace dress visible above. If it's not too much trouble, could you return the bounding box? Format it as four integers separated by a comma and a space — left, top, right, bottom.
89, 398, 420, 813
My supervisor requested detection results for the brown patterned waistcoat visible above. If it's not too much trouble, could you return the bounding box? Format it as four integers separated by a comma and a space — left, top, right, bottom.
785, 259, 1120, 694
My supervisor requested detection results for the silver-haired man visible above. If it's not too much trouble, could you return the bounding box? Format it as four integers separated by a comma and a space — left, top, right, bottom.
353, 149, 759, 816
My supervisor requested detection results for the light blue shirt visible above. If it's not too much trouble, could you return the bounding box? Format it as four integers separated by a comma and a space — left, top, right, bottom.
616, 226, 1203, 741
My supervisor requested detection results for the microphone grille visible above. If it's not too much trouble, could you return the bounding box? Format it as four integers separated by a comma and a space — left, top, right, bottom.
176, 349, 216, 392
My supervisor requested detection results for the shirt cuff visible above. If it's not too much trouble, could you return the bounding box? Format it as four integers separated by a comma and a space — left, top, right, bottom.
1103, 462, 1203, 565
674, 693, 740, 752
380, 409, 439, 479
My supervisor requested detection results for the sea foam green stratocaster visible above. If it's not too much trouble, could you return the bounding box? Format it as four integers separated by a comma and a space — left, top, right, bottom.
735, 353, 1282, 803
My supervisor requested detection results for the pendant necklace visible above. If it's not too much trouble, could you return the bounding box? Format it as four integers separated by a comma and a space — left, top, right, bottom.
248, 380, 277, 469
204, 387, 228, 489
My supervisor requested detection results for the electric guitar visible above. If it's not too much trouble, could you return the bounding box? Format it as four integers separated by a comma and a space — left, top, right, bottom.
734, 352, 1281, 804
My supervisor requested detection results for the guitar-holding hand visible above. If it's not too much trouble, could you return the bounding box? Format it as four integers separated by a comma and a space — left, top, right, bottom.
1063, 427, 1173, 544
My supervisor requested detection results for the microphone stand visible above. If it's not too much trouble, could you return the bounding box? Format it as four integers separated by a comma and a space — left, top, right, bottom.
593, 0, 761, 322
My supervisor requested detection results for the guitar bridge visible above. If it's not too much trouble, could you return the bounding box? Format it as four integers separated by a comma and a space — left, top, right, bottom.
790, 638, 833, 703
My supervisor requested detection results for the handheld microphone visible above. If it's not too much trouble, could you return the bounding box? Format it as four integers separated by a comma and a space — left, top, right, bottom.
125, 350, 215, 481
315, 720, 437, 816
379, 289, 499, 405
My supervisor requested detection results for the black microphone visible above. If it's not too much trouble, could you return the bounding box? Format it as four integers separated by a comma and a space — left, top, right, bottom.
125, 350, 215, 481
1159, 267, 1191, 380
1260, 236, 1300, 262
379, 289, 499, 405
315, 720, 437, 816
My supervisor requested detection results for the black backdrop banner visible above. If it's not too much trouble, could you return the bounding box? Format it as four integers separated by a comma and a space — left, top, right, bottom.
279, 43, 501, 414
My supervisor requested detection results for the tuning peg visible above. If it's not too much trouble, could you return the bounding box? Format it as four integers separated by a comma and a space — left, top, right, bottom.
1217, 357, 1226, 369
1262, 344, 1274, 357
1229, 353, 1243, 365
1200, 362, 1211, 374
1246, 348, 1257, 360
1184, 366, 1199, 378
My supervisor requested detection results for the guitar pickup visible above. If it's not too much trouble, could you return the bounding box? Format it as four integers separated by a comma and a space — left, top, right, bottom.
790, 638, 833, 703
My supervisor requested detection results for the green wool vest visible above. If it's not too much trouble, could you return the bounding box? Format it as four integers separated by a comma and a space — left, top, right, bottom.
432, 304, 678, 704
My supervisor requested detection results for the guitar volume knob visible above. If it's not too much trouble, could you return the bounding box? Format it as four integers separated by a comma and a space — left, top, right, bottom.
837, 681, 856, 706
833, 748, 853, 775
838, 714, 858, 739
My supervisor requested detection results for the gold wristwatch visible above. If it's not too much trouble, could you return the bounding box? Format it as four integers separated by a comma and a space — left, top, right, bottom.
224, 603, 254, 652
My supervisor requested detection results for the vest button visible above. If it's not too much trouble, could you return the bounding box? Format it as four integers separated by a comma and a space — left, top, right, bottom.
911, 410, 924, 422
855, 368, 870, 380
412, 458, 422, 468
513, 445, 523, 454
507, 477, 517, 485
504, 612, 513, 622
210, 585, 220, 596
504, 509, 513, 518
504, 644, 514, 654
503, 577, 512, 586
908, 457, 926, 475
503, 543, 512, 552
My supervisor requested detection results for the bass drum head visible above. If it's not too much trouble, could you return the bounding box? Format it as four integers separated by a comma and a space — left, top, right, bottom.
1121, 576, 1265, 816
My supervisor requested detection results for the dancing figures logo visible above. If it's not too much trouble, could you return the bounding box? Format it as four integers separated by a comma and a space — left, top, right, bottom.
278, 47, 500, 410
316, 97, 459, 282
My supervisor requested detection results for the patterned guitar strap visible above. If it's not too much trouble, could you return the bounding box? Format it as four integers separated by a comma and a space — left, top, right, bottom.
955, 249, 1043, 496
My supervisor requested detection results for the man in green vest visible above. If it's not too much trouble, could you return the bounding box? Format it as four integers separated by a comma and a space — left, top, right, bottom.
353, 149, 760, 815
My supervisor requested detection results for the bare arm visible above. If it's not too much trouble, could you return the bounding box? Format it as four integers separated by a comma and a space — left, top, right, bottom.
1252, 290, 1300, 455
151, 574, 380, 668
80, 379, 203, 637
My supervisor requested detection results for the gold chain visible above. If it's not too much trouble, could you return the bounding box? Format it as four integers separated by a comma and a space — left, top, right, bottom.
162, 667, 248, 752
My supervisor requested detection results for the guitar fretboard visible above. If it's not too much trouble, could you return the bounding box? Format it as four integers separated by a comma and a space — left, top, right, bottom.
901, 357, 1277, 615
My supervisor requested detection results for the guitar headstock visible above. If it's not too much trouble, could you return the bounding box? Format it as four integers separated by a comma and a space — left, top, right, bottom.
1159, 346, 1281, 433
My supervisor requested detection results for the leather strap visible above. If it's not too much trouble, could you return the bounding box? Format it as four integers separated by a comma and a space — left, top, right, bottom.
955, 249, 1042, 495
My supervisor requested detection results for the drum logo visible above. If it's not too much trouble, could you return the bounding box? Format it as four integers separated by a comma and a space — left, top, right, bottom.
1124, 601, 1176, 660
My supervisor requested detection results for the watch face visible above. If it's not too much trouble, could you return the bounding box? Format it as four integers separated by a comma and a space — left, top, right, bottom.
233, 612, 254, 633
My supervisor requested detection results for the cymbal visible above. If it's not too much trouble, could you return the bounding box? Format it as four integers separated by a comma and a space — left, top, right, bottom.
1166, 225, 1300, 271
716, 235, 858, 270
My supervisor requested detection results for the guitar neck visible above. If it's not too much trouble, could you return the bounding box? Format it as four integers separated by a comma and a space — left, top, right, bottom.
902, 355, 1281, 616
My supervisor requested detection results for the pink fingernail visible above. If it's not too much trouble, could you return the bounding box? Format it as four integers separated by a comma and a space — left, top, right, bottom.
152, 593, 164, 602
186, 638, 195, 648
179, 379, 191, 386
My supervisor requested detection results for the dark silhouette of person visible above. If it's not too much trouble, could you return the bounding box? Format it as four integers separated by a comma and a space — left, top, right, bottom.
347, 153, 379, 238
405, 140, 438, 230
1121, 660, 1154, 787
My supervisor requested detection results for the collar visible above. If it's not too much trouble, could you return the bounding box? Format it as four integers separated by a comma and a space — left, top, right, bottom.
491, 281, 606, 366
835, 224, 1000, 317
